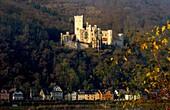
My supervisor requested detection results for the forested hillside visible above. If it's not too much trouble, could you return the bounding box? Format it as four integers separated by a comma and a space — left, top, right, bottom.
1, 0, 170, 39
17, 0, 170, 35
0, 0, 70, 42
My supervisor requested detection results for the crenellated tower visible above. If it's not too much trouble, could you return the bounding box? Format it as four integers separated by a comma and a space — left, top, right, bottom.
74, 15, 83, 41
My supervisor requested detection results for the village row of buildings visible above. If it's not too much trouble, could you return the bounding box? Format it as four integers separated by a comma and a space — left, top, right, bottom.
60, 15, 124, 50
0, 84, 141, 102
2, 84, 169, 102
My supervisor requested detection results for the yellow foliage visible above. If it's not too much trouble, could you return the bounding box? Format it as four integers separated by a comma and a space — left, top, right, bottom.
167, 56, 170, 62
154, 45, 159, 50
141, 43, 148, 50
123, 102, 127, 108
144, 88, 149, 93
123, 56, 127, 61
151, 36, 155, 39
110, 57, 113, 61
153, 42, 159, 50
111, 58, 118, 65
167, 23, 170, 30
149, 75, 154, 80
127, 49, 132, 54
147, 37, 151, 41
146, 72, 151, 77
162, 38, 168, 45
156, 27, 159, 36
115, 59, 118, 64
151, 82, 157, 88
155, 67, 160, 72
162, 26, 166, 34
153, 41, 156, 46
164, 72, 169, 76
143, 81, 146, 84
154, 75, 158, 80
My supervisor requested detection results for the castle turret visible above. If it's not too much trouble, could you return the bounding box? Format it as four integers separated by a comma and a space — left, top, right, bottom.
74, 15, 83, 41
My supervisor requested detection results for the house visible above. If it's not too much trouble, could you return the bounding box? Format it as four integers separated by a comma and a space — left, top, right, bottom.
113, 33, 125, 48
133, 93, 141, 100
125, 94, 133, 100
77, 90, 85, 101
114, 90, 120, 99
39, 89, 51, 100
12, 91, 24, 100
0, 90, 10, 101
99, 89, 114, 101
93, 90, 100, 101
71, 90, 100, 101
115, 89, 126, 100
50, 85, 63, 100
124, 91, 133, 101
84, 90, 100, 101
84, 91, 95, 101
71, 91, 77, 101
64, 93, 71, 101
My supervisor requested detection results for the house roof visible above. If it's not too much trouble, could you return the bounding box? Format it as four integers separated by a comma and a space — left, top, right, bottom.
71, 91, 77, 94
77, 90, 97, 95
77, 90, 85, 94
13, 91, 23, 95
100, 89, 114, 94
53, 86, 62, 92
1, 89, 8, 93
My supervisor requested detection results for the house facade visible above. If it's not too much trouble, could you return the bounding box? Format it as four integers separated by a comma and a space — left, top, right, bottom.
125, 94, 133, 100
71, 91, 77, 101
99, 90, 114, 101
0, 90, 10, 101
51, 86, 63, 100
12, 91, 24, 100
39, 89, 51, 100
77, 90, 85, 101
94, 91, 100, 100
84, 91, 95, 101
64, 93, 71, 101
113, 33, 124, 48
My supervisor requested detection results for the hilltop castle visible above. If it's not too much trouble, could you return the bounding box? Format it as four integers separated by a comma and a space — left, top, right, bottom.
61, 15, 124, 50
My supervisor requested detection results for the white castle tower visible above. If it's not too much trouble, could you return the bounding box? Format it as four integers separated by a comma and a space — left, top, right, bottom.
107, 30, 113, 45
74, 15, 83, 41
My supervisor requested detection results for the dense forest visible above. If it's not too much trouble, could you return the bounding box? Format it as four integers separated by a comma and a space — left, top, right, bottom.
0, 0, 170, 100
2, 0, 170, 36
32, 0, 170, 34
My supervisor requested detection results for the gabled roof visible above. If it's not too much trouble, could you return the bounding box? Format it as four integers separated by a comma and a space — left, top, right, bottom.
71, 91, 77, 94
13, 91, 23, 95
77, 90, 85, 94
100, 89, 114, 94
0, 89, 8, 93
53, 86, 62, 92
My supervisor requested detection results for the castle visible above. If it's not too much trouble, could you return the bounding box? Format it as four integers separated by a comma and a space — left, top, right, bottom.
61, 15, 124, 50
